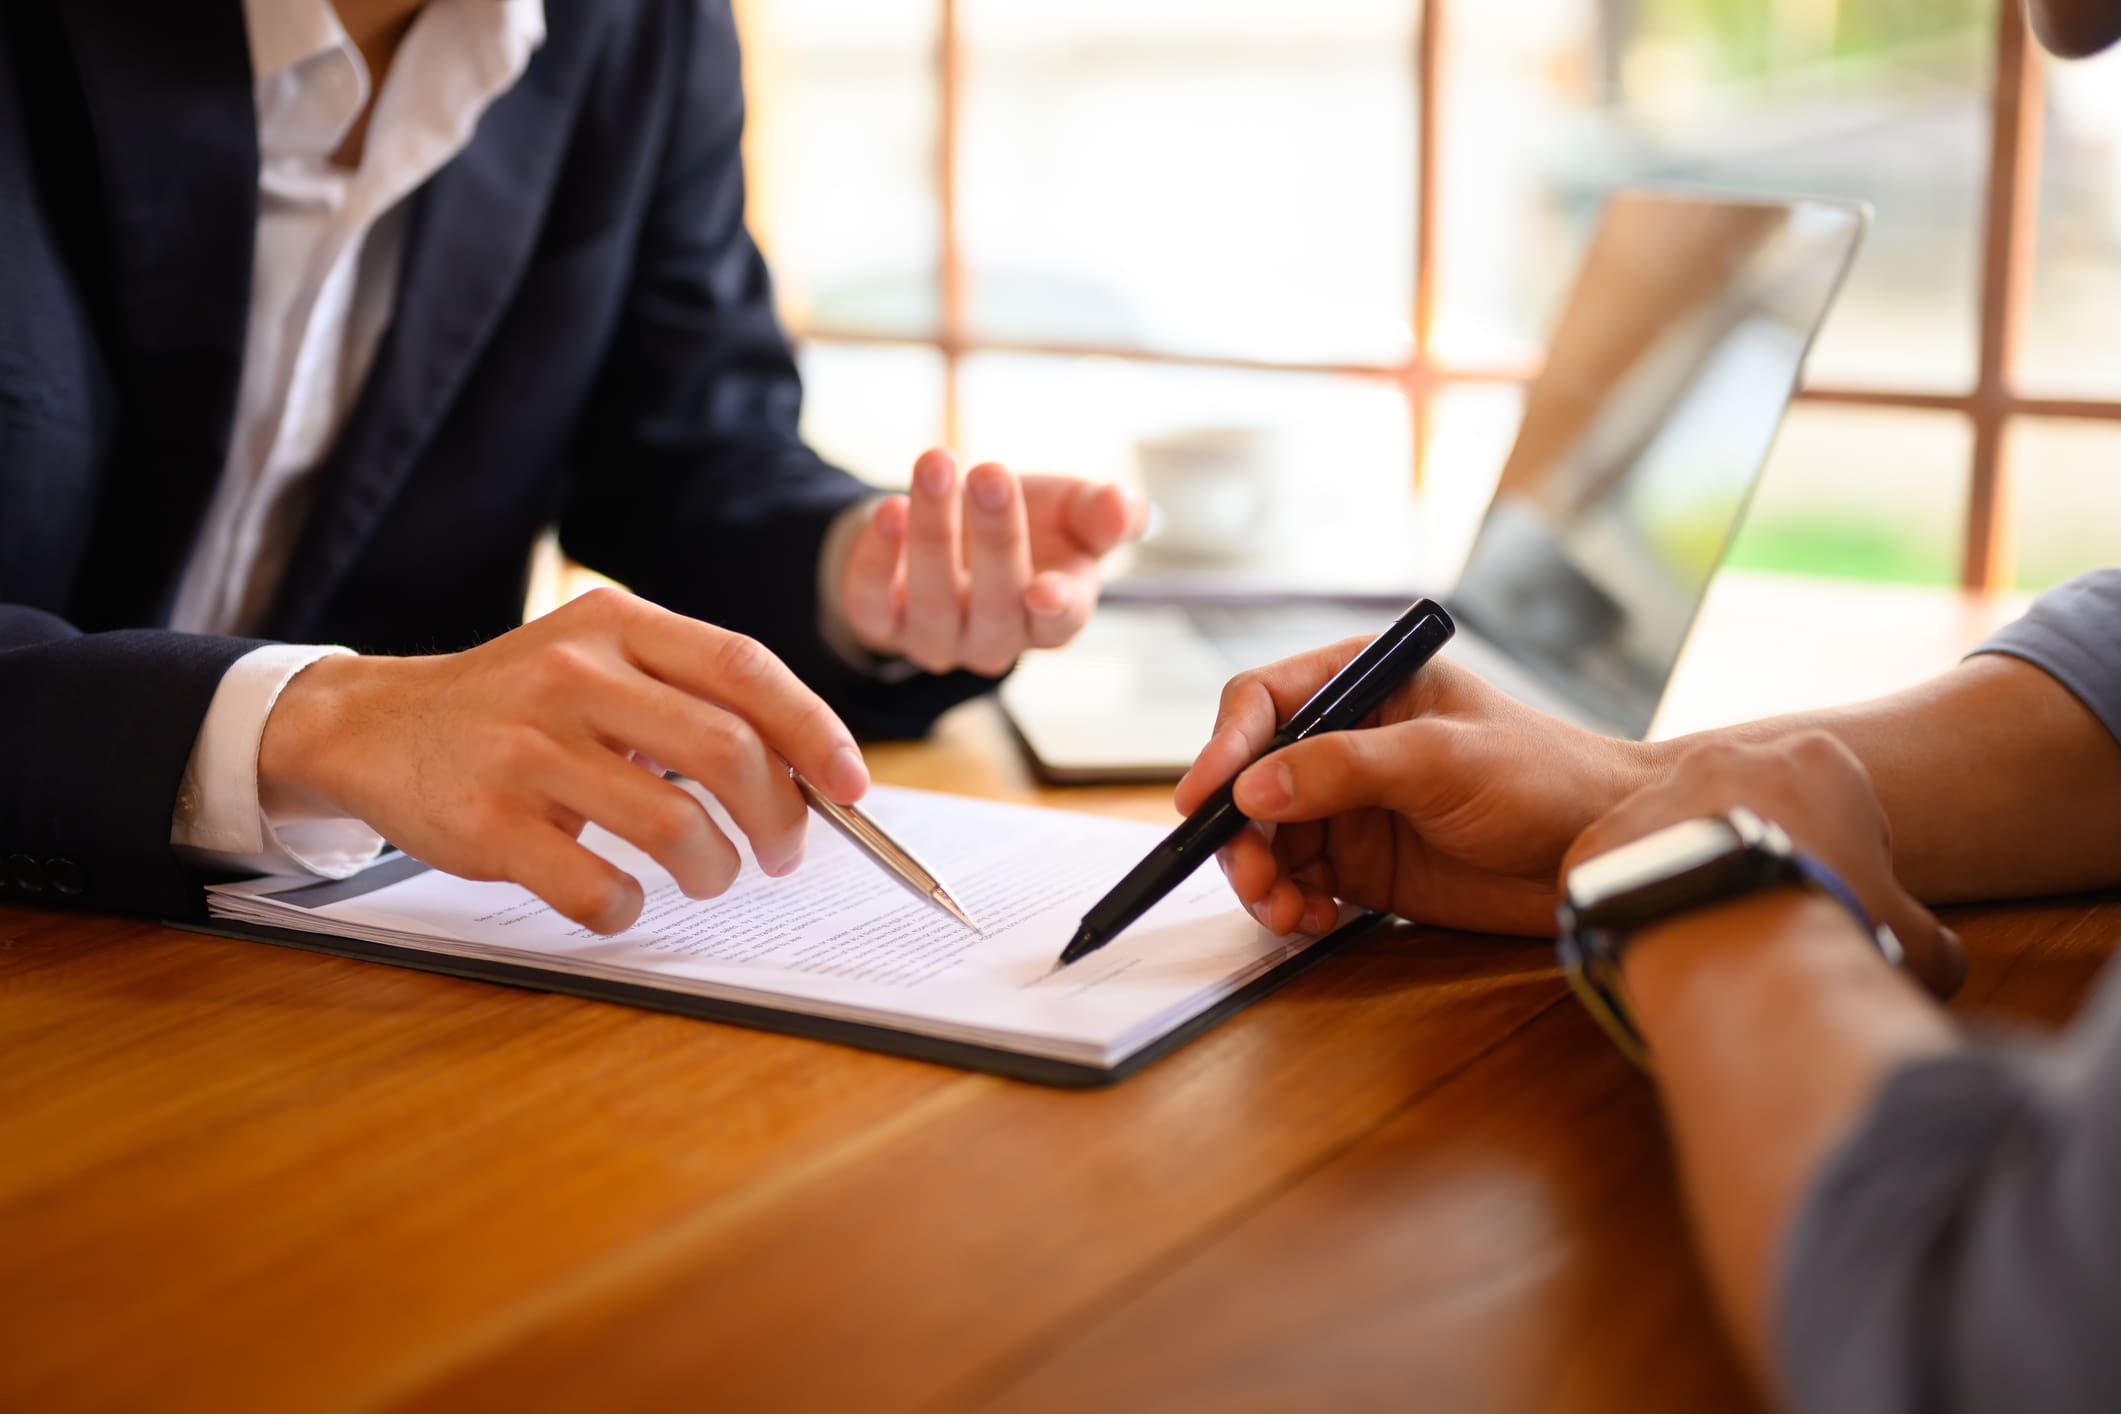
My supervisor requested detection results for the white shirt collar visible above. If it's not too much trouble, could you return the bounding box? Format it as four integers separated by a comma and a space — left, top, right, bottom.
243, 0, 351, 84
244, 0, 368, 160
241, 0, 547, 163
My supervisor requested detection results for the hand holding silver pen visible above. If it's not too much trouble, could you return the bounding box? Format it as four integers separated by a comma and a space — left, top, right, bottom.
789, 771, 981, 932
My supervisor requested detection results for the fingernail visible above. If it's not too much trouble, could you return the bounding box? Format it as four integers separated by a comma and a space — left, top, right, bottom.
1250, 900, 1275, 929
1027, 581, 1071, 617
827, 744, 869, 799
915, 455, 954, 498
1238, 762, 1293, 813
969, 466, 1010, 513
593, 882, 642, 935
765, 844, 806, 879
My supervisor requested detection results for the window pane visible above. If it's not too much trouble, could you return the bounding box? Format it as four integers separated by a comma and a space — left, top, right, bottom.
960, 0, 1415, 364
1418, 382, 1526, 580
957, 354, 1415, 591
2010, 418, 2121, 589
1725, 404, 1969, 585
1421, 390, 1967, 591
796, 341, 948, 488
1435, 0, 1992, 391
2020, 43, 2121, 396
736, 0, 939, 337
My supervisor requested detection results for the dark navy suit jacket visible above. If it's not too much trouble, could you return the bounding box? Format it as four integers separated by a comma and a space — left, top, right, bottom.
0, 0, 985, 920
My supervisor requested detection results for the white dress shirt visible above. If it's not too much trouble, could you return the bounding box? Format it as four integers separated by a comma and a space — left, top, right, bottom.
169, 0, 545, 878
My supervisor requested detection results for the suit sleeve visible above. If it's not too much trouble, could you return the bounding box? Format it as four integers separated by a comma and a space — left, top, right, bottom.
556, 0, 990, 740
0, 605, 268, 918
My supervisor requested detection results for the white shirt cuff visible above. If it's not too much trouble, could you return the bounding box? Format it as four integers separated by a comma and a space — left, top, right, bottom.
171, 644, 386, 879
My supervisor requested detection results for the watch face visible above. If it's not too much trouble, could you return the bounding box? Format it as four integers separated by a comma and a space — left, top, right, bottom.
1566, 816, 1745, 913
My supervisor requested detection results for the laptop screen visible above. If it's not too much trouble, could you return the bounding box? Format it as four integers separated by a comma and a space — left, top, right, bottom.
1447, 191, 1866, 738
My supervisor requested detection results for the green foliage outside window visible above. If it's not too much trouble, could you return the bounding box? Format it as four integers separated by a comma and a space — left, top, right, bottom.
1634, 0, 1990, 75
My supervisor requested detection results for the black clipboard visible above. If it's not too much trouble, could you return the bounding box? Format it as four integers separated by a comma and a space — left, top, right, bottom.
174, 911, 1386, 1087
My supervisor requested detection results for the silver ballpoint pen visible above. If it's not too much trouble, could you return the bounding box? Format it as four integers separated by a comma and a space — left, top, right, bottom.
790, 772, 980, 932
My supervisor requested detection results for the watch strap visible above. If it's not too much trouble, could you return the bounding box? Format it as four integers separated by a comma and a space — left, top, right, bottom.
1557, 820, 1903, 1070
1783, 851, 1906, 970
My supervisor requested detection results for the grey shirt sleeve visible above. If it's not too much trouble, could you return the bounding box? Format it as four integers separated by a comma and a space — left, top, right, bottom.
1777, 569, 2121, 1414
1969, 567, 2121, 743
1779, 977, 2121, 1413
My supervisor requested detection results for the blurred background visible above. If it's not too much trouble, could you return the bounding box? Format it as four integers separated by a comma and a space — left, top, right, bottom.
731, 0, 2121, 594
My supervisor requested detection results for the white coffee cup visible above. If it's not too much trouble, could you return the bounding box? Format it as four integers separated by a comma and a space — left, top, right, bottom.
1134, 426, 1288, 562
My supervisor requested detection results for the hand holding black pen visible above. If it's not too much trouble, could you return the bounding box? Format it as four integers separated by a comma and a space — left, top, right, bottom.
1055, 600, 1456, 968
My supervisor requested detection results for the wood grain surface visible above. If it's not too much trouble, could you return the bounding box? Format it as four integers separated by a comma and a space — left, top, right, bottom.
0, 576, 2107, 1412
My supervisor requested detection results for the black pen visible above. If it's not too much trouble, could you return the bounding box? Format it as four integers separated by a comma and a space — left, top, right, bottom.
1055, 599, 1456, 969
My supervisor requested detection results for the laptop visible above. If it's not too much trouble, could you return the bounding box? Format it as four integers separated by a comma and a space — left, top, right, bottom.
1002, 189, 1869, 782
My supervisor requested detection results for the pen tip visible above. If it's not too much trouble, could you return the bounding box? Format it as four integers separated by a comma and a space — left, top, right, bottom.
936, 891, 981, 934
1056, 925, 1097, 968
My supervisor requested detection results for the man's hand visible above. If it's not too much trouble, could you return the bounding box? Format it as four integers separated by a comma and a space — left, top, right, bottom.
833, 448, 1148, 677
257, 588, 870, 934
1562, 744, 1964, 1396
1563, 733, 1966, 998
1176, 638, 1657, 938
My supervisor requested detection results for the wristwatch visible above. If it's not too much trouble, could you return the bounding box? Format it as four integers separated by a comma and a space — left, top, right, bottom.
1555, 807, 1904, 1069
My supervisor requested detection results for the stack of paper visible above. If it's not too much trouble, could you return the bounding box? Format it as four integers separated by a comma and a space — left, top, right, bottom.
206, 786, 1359, 1077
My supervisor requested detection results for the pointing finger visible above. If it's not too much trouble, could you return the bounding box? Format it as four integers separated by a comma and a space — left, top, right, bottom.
901, 448, 965, 672
959, 463, 1032, 675
1175, 662, 1305, 814
616, 600, 868, 804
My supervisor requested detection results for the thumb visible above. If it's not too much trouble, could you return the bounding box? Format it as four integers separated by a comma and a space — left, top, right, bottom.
1231, 720, 1450, 823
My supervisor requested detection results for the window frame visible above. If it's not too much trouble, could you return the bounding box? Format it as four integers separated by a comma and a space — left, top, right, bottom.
757, 0, 2121, 591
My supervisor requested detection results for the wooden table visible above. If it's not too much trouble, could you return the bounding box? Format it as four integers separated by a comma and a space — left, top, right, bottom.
2, 572, 2110, 1413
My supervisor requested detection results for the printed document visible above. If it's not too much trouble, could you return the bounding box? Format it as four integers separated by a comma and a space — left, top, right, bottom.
207, 786, 1352, 1070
